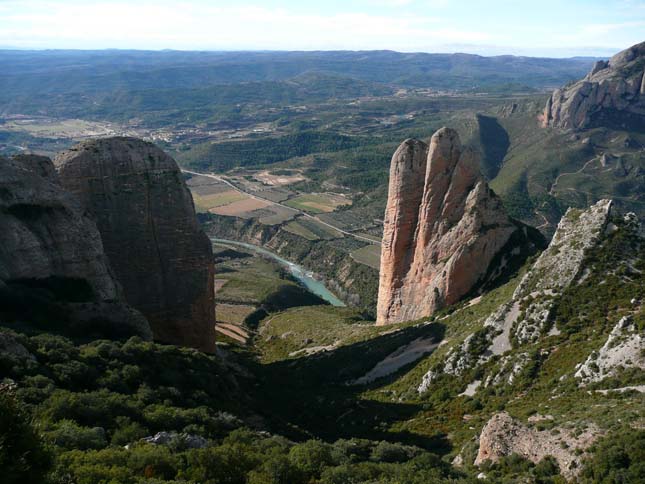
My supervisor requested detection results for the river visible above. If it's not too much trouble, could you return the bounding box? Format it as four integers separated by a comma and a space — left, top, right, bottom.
210, 238, 346, 307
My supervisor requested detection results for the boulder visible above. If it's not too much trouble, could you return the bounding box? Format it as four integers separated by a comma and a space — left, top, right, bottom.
475, 412, 599, 479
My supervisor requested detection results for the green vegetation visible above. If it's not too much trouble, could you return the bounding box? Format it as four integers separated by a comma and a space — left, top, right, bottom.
284, 193, 351, 214
181, 132, 376, 172
192, 190, 248, 212
581, 428, 645, 483
0, 384, 52, 484
350, 244, 381, 269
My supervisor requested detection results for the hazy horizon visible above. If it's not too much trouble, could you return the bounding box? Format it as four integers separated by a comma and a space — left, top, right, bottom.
0, 45, 620, 60
1, 0, 643, 58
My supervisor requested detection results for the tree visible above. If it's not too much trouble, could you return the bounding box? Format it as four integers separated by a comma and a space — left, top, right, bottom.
0, 383, 52, 484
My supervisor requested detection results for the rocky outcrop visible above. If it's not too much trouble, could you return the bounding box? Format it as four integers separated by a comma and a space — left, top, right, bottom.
376, 128, 538, 325
542, 41, 645, 130
0, 154, 151, 339
475, 412, 599, 479
491, 199, 612, 346
575, 315, 645, 385
417, 200, 614, 391
55, 138, 215, 351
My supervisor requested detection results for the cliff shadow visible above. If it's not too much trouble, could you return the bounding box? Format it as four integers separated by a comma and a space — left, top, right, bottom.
476, 114, 510, 180
244, 322, 450, 454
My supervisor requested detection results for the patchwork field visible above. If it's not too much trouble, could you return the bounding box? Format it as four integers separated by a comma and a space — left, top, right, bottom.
284, 192, 352, 214
186, 175, 242, 212
0, 117, 119, 138
284, 217, 343, 240
257, 206, 298, 225
251, 187, 293, 202
350, 244, 381, 269
209, 197, 272, 217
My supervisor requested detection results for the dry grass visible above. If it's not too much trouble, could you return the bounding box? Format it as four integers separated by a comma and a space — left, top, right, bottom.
216, 303, 257, 324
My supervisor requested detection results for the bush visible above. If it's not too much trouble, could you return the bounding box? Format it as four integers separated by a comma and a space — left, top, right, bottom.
370, 440, 418, 463
581, 429, 645, 483
45, 419, 107, 450
0, 385, 52, 484
288, 440, 335, 478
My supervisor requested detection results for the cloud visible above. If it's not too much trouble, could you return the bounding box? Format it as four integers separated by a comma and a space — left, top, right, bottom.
0, 1, 490, 50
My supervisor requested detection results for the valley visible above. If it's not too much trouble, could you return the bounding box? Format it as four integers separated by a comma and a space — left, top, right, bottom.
1, 42, 644, 484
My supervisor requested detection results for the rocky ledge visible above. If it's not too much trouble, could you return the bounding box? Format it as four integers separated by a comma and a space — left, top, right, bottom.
475, 412, 599, 480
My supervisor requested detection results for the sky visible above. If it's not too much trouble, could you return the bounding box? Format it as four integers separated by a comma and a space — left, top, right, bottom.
1, 0, 644, 57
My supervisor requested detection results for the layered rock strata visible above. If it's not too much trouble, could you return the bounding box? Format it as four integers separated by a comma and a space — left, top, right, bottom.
55, 138, 215, 351
376, 127, 530, 325
0, 154, 151, 339
542, 41, 645, 129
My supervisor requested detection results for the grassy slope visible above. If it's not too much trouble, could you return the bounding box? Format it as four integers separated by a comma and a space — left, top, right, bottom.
248, 216, 644, 472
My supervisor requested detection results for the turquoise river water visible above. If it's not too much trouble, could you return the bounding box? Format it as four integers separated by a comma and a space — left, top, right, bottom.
210, 238, 345, 307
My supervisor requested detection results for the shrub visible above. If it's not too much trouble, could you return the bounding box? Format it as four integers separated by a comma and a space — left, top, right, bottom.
289, 439, 335, 478
581, 429, 645, 483
45, 419, 107, 450
370, 441, 419, 463
0, 385, 52, 484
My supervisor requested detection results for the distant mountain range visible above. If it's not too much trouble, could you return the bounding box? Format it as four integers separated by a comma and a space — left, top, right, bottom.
0, 49, 595, 100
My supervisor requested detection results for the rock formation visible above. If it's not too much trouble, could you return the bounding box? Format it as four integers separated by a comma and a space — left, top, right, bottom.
475, 412, 599, 479
0, 154, 151, 339
482, 199, 613, 348
542, 41, 645, 129
417, 200, 615, 390
575, 315, 644, 385
376, 128, 537, 325
55, 138, 215, 351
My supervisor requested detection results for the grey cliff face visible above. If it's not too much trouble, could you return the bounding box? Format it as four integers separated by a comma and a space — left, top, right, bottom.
54, 138, 216, 351
542, 41, 645, 130
0, 154, 151, 339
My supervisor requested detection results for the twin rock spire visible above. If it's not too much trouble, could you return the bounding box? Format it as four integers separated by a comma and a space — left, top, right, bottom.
376, 128, 537, 325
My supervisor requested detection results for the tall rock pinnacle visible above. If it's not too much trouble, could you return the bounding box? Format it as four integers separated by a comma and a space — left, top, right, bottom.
376, 128, 535, 325
55, 137, 216, 351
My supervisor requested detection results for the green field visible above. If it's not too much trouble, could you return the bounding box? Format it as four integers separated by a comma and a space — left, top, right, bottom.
284, 193, 351, 214
283, 217, 342, 240
192, 190, 248, 213
350, 244, 381, 269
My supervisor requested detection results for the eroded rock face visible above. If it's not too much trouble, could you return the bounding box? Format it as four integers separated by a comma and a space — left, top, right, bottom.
376, 128, 533, 325
475, 412, 599, 479
55, 138, 215, 351
0, 154, 151, 339
495, 199, 613, 346
542, 41, 645, 130
575, 315, 645, 385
